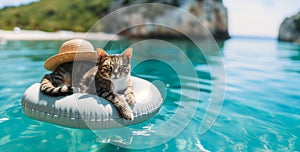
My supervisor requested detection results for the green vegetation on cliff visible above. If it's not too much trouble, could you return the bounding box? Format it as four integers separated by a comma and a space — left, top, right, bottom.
0, 0, 111, 32
0, 0, 229, 39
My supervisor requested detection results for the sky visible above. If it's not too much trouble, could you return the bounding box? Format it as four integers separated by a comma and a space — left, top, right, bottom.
0, 0, 38, 8
1, 0, 300, 38
223, 0, 300, 38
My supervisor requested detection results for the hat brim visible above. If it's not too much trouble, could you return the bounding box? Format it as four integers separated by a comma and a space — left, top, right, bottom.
44, 52, 98, 71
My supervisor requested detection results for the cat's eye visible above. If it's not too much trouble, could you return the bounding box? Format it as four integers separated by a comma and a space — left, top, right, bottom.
119, 65, 127, 71
104, 66, 112, 71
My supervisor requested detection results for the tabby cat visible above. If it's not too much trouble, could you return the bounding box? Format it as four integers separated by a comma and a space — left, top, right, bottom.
40, 48, 136, 120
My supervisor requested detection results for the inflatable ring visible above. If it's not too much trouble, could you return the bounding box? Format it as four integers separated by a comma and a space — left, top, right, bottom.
22, 77, 163, 129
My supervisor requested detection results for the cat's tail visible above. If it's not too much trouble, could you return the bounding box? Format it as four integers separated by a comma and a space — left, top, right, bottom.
40, 74, 73, 96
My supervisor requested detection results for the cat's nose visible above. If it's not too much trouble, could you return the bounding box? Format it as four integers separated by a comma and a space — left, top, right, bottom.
112, 74, 118, 79
112, 70, 118, 78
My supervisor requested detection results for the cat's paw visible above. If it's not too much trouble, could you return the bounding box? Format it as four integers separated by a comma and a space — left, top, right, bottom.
66, 86, 74, 95
125, 94, 136, 105
60, 85, 73, 95
72, 87, 81, 93
120, 108, 134, 121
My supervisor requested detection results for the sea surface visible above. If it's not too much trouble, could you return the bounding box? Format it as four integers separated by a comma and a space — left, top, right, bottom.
0, 37, 299, 151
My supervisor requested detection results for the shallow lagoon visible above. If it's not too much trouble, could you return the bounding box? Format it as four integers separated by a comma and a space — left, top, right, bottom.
0, 37, 299, 151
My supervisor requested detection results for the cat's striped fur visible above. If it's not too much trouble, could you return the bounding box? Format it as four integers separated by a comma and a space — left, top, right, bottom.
40, 61, 95, 96
40, 48, 136, 120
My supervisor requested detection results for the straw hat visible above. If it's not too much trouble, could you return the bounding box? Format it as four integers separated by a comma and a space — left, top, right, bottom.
44, 39, 98, 71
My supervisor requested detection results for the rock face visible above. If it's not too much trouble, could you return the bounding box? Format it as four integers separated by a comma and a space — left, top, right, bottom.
278, 11, 300, 43
101, 0, 229, 39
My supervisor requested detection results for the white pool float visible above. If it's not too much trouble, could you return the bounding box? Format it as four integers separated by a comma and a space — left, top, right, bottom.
21, 77, 162, 129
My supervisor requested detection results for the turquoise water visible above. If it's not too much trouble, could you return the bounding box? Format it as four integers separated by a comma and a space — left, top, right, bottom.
0, 37, 299, 151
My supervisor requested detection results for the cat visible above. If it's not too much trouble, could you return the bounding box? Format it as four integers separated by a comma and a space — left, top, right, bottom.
40, 48, 136, 120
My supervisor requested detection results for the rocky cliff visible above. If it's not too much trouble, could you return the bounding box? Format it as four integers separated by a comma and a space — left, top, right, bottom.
278, 11, 300, 43
100, 0, 229, 39
0, 0, 229, 39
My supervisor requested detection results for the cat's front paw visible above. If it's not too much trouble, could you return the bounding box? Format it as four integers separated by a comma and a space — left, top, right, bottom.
120, 107, 134, 121
125, 94, 136, 105
72, 87, 81, 93
60, 85, 73, 95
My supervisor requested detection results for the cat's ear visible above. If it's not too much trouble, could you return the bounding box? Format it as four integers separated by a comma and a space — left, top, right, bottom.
97, 48, 108, 58
122, 48, 132, 60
